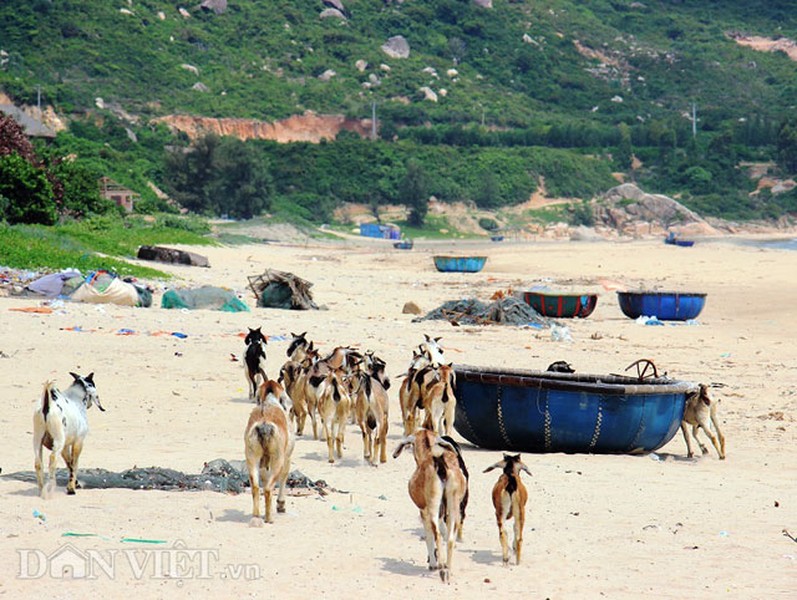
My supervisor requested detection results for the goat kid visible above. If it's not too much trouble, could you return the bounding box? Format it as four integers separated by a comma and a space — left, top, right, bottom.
393, 429, 468, 584
244, 379, 295, 525
33, 372, 104, 498
681, 383, 726, 459
244, 327, 268, 401
483, 454, 532, 565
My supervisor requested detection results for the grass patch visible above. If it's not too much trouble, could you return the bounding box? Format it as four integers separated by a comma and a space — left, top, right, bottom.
0, 214, 216, 278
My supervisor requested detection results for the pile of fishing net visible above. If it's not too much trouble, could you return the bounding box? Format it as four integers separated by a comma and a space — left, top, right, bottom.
414, 295, 554, 327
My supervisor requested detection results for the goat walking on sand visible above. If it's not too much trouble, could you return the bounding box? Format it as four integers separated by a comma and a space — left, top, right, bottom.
317, 369, 352, 463
681, 383, 726, 459
483, 454, 532, 565
393, 428, 468, 584
244, 327, 268, 401
33, 372, 104, 498
351, 371, 389, 464
244, 379, 295, 525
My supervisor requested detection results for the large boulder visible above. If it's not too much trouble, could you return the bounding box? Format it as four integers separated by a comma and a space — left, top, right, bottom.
381, 36, 410, 59
200, 0, 227, 14
596, 183, 719, 235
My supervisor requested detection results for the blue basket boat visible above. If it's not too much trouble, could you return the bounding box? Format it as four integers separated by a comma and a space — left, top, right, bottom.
617, 291, 706, 321
453, 364, 695, 454
433, 256, 487, 273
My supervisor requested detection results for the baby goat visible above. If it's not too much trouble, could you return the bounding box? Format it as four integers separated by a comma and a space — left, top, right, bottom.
244, 380, 295, 525
681, 383, 726, 459
393, 428, 468, 584
33, 372, 104, 497
483, 454, 532, 565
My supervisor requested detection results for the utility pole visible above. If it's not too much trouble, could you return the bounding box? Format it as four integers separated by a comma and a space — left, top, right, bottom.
37, 85, 41, 113
691, 102, 697, 138
371, 101, 377, 140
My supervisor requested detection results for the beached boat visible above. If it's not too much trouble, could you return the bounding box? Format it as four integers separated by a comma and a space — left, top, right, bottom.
433, 256, 487, 273
453, 363, 694, 454
490, 235, 505, 242
617, 291, 706, 321
664, 233, 695, 247
393, 240, 414, 250
522, 291, 598, 318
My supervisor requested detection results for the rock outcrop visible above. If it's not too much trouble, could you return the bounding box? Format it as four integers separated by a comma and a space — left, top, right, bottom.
151, 111, 373, 143
381, 36, 410, 59
595, 183, 720, 237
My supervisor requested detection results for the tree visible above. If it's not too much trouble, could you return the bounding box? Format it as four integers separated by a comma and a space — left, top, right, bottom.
399, 160, 428, 227
211, 138, 273, 219
165, 134, 220, 214
614, 123, 633, 172
777, 120, 797, 174
50, 158, 113, 218
0, 153, 56, 224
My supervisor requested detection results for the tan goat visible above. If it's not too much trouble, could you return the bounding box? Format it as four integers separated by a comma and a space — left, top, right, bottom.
352, 371, 389, 464
317, 369, 352, 463
483, 454, 532, 565
422, 364, 457, 437
393, 428, 468, 584
681, 383, 726, 459
244, 380, 295, 525
399, 350, 432, 435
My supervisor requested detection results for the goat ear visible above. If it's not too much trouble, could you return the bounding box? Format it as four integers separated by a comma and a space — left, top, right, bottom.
434, 337, 442, 343
392, 438, 413, 459
483, 461, 504, 473
520, 464, 533, 476
86, 372, 95, 384
424, 334, 432, 342
69, 371, 80, 381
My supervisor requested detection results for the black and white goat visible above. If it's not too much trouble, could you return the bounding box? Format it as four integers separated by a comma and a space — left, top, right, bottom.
245, 327, 268, 401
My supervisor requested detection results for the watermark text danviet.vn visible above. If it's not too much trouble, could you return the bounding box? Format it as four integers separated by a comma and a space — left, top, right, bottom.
18, 540, 261, 581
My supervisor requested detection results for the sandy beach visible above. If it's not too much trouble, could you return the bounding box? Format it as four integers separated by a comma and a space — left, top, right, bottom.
0, 235, 795, 599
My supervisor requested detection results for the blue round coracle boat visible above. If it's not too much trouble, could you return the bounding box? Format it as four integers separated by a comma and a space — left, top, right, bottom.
453, 364, 695, 454
617, 291, 706, 321
433, 255, 487, 273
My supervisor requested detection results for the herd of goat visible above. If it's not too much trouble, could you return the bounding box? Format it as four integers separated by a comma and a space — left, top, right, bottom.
31, 328, 725, 583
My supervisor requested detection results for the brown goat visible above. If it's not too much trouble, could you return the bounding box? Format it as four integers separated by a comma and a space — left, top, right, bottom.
393, 429, 468, 584
421, 364, 457, 436
317, 369, 352, 463
483, 454, 532, 565
352, 372, 389, 464
681, 383, 726, 459
244, 380, 295, 525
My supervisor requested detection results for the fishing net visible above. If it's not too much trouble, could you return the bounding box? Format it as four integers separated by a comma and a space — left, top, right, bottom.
161, 286, 249, 312
414, 295, 554, 327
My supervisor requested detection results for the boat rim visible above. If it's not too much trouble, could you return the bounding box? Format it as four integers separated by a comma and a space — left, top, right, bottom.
454, 364, 697, 395
616, 290, 707, 297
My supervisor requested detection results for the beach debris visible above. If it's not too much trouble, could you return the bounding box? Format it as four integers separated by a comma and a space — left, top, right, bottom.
247, 269, 318, 310
784, 529, 797, 543
414, 295, 554, 327
162, 286, 249, 312
547, 360, 575, 373
32, 509, 46, 522
550, 324, 572, 342
2, 459, 335, 496
137, 245, 210, 268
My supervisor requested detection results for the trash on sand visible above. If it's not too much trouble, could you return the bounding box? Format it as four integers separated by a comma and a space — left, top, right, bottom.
649, 453, 662, 462
33, 509, 46, 522
171, 332, 188, 339
551, 324, 572, 342
162, 286, 249, 312
120, 537, 167, 544
636, 315, 664, 326
247, 269, 318, 310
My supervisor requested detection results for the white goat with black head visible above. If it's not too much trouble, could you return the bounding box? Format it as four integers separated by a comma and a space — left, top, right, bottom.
33, 372, 104, 497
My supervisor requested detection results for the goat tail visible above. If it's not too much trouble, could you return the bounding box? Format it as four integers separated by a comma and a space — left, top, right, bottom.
255, 422, 277, 446
41, 381, 55, 418
366, 408, 377, 431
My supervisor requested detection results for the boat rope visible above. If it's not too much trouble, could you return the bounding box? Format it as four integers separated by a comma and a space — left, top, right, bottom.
627, 402, 647, 452
544, 396, 552, 451
455, 403, 483, 449
588, 403, 603, 450
496, 384, 512, 449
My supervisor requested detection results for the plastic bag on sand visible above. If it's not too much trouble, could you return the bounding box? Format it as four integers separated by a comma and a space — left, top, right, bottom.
551, 324, 572, 342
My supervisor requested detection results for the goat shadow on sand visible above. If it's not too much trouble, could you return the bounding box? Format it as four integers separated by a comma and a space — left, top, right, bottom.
213, 508, 252, 524
297, 451, 363, 468
465, 548, 502, 566
645, 452, 700, 463
377, 556, 431, 578
229, 396, 258, 405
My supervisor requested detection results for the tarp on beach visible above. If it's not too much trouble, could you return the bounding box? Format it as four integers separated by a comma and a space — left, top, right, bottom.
161, 285, 249, 312
70, 271, 152, 307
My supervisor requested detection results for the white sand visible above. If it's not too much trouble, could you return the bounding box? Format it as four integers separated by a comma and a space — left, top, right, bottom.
0, 236, 795, 598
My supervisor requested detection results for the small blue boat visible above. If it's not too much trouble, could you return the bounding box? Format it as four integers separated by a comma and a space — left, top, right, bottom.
617, 291, 706, 321
490, 235, 504, 242
433, 255, 487, 273
665, 232, 695, 247
453, 364, 694, 454
393, 240, 413, 250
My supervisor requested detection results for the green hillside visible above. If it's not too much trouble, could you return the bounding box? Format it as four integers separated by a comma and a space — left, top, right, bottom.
1, 0, 797, 223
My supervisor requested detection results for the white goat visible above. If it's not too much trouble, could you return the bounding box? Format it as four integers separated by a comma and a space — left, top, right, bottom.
483, 454, 532, 565
681, 383, 726, 459
33, 372, 104, 497
393, 428, 468, 584
244, 380, 295, 525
